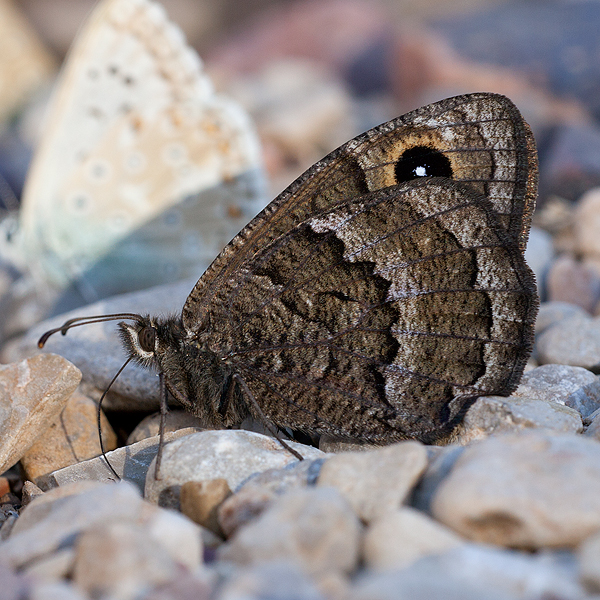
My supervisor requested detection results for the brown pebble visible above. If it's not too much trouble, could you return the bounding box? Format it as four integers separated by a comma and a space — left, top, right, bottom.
180, 479, 232, 537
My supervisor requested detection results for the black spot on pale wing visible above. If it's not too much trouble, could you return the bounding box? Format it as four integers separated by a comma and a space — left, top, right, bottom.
395, 146, 453, 182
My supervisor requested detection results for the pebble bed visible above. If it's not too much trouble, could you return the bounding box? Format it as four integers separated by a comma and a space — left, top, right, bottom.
3, 0, 600, 599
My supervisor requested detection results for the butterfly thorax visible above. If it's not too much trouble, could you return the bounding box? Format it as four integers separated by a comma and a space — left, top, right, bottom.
119, 316, 249, 428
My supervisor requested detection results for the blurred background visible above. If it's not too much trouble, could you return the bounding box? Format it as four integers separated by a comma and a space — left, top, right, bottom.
2, 0, 600, 318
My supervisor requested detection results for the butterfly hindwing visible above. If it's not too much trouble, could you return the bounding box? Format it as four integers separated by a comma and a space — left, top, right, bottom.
189, 175, 537, 443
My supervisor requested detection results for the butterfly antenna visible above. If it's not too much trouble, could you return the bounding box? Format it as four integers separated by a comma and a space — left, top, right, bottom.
97, 356, 133, 480
38, 313, 144, 347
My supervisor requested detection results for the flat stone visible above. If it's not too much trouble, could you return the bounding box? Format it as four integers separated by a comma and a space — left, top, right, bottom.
317, 441, 428, 523
353, 543, 583, 600
0, 354, 81, 474
1, 479, 202, 585
1, 278, 195, 411
35, 428, 198, 494
20, 390, 117, 480
458, 394, 583, 443
362, 507, 464, 571
144, 430, 324, 509
0, 561, 29, 600
127, 409, 207, 444
11, 481, 105, 533
218, 562, 325, 600
409, 445, 466, 514
28, 580, 87, 600
219, 487, 360, 577
0, 481, 148, 569
536, 313, 600, 370
218, 458, 325, 537
72, 521, 180, 599
515, 364, 600, 417
579, 530, 600, 593
180, 479, 232, 536
431, 431, 600, 548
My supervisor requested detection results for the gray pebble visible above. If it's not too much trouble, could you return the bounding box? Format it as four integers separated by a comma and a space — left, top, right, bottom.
219, 487, 361, 578
431, 430, 600, 548
144, 430, 324, 509
536, 313, 600, 371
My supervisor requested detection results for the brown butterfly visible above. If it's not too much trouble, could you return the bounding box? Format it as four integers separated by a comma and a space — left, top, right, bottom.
40, 92, 539, 459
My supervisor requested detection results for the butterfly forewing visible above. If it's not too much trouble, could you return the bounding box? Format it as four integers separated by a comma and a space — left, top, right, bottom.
183, 93, 537, 332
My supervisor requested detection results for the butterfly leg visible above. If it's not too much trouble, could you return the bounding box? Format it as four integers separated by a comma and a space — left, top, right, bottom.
232, 373, 304, 461
154, 371, 171, 480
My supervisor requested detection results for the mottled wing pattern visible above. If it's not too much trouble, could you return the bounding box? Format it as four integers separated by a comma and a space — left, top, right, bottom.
183, 92, 537, 331
182, 93, 539, 442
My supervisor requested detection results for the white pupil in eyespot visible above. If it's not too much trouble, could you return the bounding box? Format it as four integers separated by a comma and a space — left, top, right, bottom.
414, 165, 427, 177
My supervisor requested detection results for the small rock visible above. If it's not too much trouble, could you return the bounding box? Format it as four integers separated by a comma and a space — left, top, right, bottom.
409, 445, 465, 514
575, 187, 600, 259
21, 481, 44, 507
317, 441, 427, 523
218, 562, 325, 600
431, 431, 600, 548
515, 363, 600, 417
35, 428, 198, 494
72, 521, 180, 600
546, 253, 600, 313
459, 394, 582, 442
584, 408, 600, 441
144, 430, 324, 509
219, 487, 361, 578
0, 481, 147, 569
536, 313, 600, 370
579, 530, 600, 593
1, 278, 195, 410
347, 559, 513, 600
362, 507, 464, 571
218, 458, 324, 537
20, 390, 117, 480
180, 479, 232, 536
23, 547, 75, 581
540, 123, 600, 203
353, 543, 583, 600
0, 562, 29, 600
534, 301, 589, 336
12, 481, 105, 533
0, 354, 81, 474
141, 572, 213, 600
127, 409, 207, 444
144, 507, 203, 571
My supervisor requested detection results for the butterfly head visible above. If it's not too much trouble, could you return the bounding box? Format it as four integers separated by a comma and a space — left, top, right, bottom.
118, 315, 184, 369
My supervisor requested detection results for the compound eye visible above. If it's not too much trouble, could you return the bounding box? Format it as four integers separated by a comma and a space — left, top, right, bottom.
138, 326, 156, 353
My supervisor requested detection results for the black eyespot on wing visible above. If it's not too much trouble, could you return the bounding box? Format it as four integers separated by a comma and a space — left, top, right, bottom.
395, 146, 453, 182
139, 326, 157, 352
